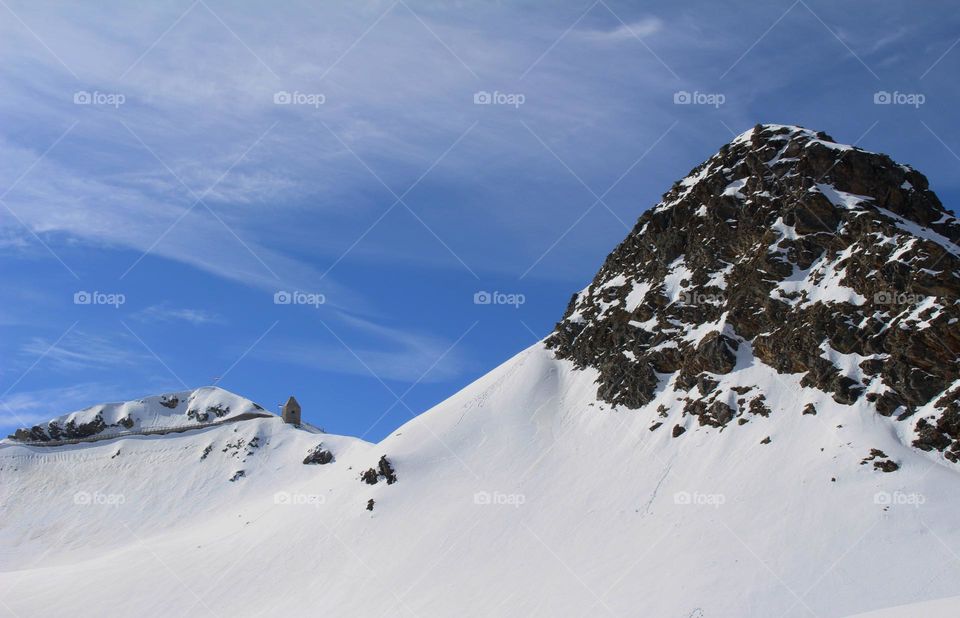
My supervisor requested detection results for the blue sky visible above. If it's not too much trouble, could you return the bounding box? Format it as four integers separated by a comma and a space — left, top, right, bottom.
1, 0, 958, 440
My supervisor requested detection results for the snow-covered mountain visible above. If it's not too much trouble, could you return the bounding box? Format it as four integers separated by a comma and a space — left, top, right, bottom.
548, 123, 960, 456
2, 124, 959, 618
7, 386, 274, 443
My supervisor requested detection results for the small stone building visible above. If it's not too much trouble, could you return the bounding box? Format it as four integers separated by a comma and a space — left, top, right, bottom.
281, 396, 301, 425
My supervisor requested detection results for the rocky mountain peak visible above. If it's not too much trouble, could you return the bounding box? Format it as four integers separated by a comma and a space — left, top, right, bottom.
546, 123, 960, 460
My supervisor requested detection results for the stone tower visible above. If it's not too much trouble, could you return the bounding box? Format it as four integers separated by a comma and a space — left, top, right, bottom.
281, 396, 301, 425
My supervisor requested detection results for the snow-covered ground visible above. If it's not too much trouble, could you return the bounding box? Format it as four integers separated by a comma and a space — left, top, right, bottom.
2, 344, 958, 617
844, 595, 960, 618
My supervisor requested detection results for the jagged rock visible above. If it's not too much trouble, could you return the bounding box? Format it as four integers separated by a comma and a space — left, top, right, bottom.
802, 403, 818, 416
861, 448, 887, 463
689, 332, 739, 375
303, 444, 334, 465
874, 460, 899, 473
366, 499, 375, 511
187, 404, 230, 424
913, 418, 952, 452
596, 361, 660, 409
378, 455, 397, 484
686, 400, 734, 428
159, 395, 179, 409
936, 406, 960, 441
696, 375, 720, 396
860, 448, 899, 472
543, 123, 960, 461
12, 409, 138, 442
187, 409, 209, 423
946, 442, 960, 463
208, 404, 230, 418
672, 425, 686, 438
749, 395, 771, 417
64, 414, 107, 439
360, 455, 397, 485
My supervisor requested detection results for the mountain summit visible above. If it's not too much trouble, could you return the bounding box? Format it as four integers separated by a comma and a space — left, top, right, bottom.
4, 125, 960, 617
547, 123, 960, 460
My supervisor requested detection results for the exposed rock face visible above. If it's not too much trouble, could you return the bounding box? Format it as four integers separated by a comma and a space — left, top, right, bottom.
861, 448, 899, 472
187, 404, 230, 423
159, 396, 179, 409
10, 413, 110, 442
546, 124, 960, 460
8, 389, 253, 443
303, 444, 334, 465
361, 455, 398, 485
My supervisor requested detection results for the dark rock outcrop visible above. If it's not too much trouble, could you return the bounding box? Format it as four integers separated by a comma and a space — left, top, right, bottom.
361, 455, 398, 485
861, 448, 899, 472
159, 395, 179, 409
303, 444, 334, 465
545, 124, 960, 461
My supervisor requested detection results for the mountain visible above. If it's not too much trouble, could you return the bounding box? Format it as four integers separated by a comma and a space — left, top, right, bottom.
547, 123, 960, 456
7, 386, 273, 443
2, 124, 959, 618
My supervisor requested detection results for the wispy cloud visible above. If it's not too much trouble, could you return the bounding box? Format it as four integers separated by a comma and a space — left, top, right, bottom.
577, 17, 663, 42
133, 304, 222, 326
0, 382, 110, 428
0, 381, 181, 432
0, 1, 694, 282
19, 330, 148, 372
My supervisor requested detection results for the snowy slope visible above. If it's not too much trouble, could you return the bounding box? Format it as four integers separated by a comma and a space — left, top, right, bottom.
845, 596, 960, 618
2, 124, 959, 617
2, 346, 959, 617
